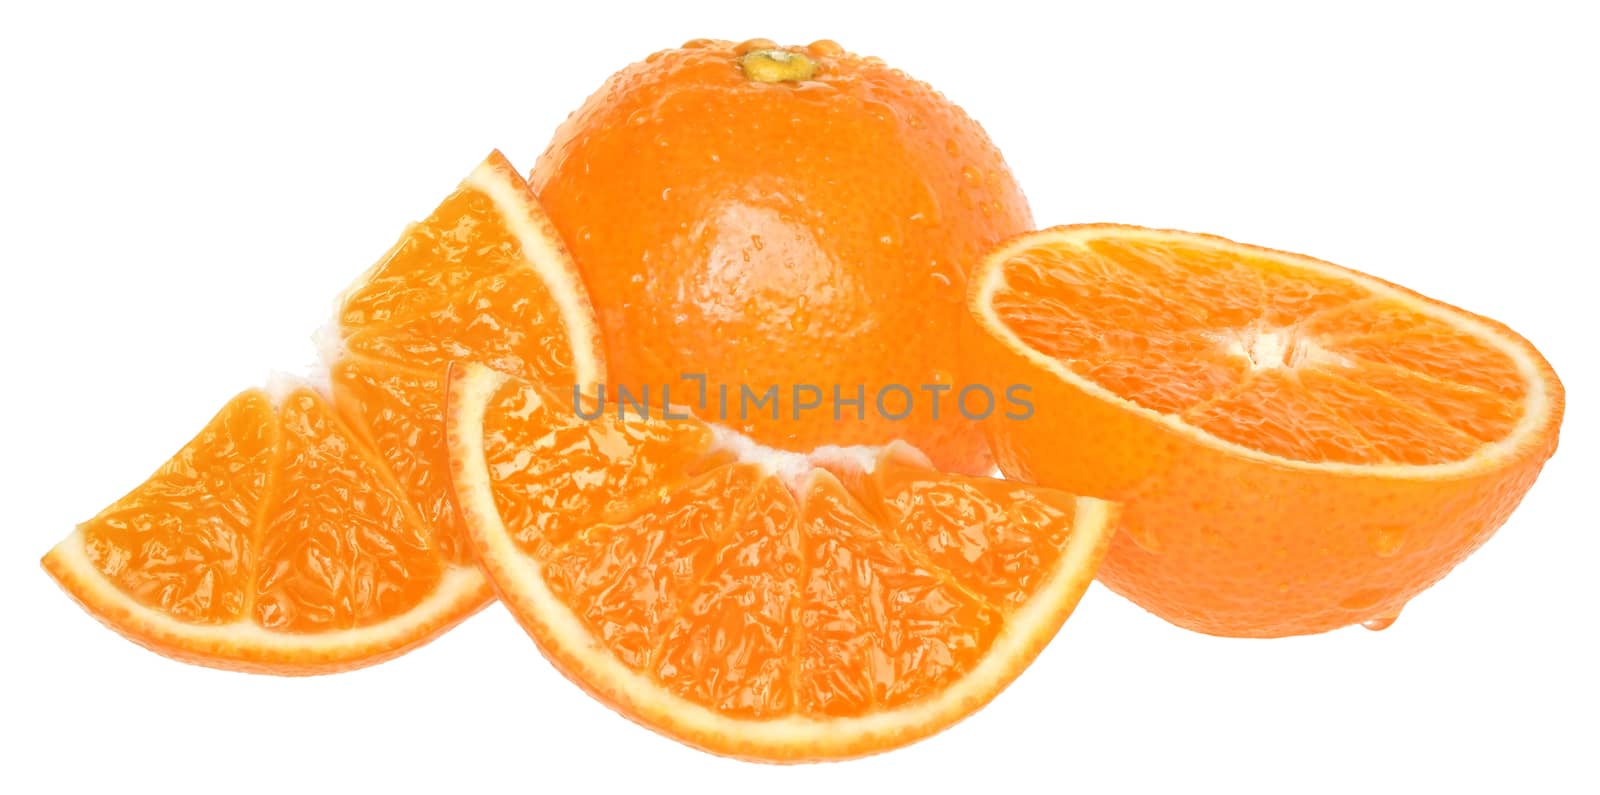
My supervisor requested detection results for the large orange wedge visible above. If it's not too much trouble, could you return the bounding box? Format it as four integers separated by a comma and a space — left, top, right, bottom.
43, 152, 605, 672
447, 363, 1118, 761
965, 224, 1564, 637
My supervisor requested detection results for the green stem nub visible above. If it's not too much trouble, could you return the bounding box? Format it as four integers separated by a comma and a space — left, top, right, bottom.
740, 49, 817, 83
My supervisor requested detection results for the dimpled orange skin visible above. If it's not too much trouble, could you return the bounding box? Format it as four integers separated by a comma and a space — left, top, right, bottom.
530, 38, 1033, 474
965, 226, 1565, 637
981, 363, 1556, 637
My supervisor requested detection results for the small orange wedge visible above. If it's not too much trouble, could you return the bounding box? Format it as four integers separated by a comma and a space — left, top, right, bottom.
965, 224, 1564, 637
43, 152, 605, 672
42, 382, 490, 674
446, 363, 1118, 761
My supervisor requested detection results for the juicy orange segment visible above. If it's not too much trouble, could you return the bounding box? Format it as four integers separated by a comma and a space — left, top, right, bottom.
43, 384, 488, 673
328, 357, 469, 564
44, 151, 605, 672
448, 363, 1117, 760
327, 150, 604, 570
990, 233, 1530, 465
254, 388, 441, 630
967, 224, 1564, 637
76, 391, 277, 625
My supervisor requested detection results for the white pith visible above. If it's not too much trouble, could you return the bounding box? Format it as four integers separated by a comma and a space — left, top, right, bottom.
1207, 326, 1350, 372
264, 370, 316, 406
972, 226, 1554, 478
44, 529, 488, 665
462, 161, 604, 390
705, 424, 934, 491
449, 365, 1118, 757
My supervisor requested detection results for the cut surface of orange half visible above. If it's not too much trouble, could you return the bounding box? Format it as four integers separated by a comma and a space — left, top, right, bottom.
42, 383, 489, 674
447, 363, 1118, 761
966, 224, 1563, 637
43, 151, 605, 672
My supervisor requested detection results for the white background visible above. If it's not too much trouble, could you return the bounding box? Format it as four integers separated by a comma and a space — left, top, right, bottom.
2, 1, 1595, 792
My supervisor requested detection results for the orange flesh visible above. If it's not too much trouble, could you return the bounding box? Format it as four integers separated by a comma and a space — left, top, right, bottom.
81, 392, 276, 624
330, 171, 583, 561
329, 357, 469, 566
79, 387, 443, 631
476, 378, 1086, 718
338, 186, 578, 377
991, 237, 1525, 464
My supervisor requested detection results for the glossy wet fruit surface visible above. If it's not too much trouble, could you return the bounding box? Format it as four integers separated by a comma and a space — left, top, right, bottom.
42, 151, 606, 672
447, 363, 1117, 761
330, 150, 605, 567
42, 385, 489, 673
966, 224, 1563, 637
530, 38, 1032, 474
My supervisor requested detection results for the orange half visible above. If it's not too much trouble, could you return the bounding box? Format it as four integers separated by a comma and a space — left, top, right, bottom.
966, 224, 1563, 636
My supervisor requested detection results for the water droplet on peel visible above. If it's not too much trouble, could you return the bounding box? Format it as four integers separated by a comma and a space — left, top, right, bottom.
1371, 525, 1407, 557
1362, 614, 1400, 631
1123, 522, 1163, 554
961, 165, 981, 185
791, 297, 810, 328
807, 39, 844, 57
735, 38, 778, 55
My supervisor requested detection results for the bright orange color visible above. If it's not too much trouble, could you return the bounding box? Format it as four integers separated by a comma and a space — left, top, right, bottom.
41, 384, 490, 673
43, 151, 605, 672
530, 38, 1033, 475
966, 225, 1564, 637
447, 363, 1116, 761
329, 149, 604, 569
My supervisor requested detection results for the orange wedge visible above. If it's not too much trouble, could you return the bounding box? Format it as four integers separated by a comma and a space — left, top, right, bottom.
42, 383, 489, 673
965, 224, 1564, 637
43, 152, 605, 672
327, 149, 605, 570
446, 363, 1118, 761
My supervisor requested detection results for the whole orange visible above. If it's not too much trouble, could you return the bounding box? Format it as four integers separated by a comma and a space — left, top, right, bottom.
530, 38, 1032, 473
